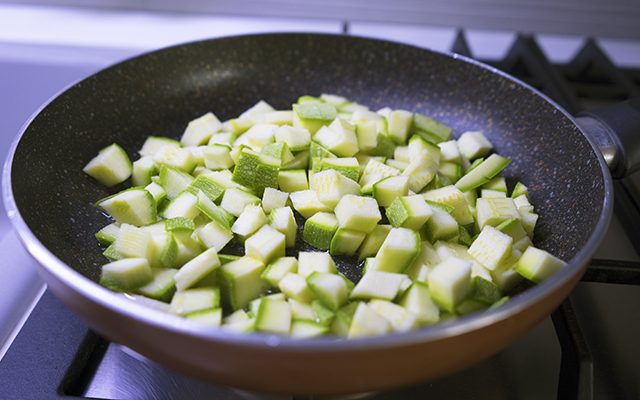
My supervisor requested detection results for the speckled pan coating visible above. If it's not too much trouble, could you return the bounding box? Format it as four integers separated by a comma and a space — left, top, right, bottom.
6, 34, 609, 393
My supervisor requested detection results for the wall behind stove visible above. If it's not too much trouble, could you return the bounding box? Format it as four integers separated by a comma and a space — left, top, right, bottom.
3, 0, 640, 39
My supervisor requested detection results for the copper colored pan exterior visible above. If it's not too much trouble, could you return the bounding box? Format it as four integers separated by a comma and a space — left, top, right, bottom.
3, 34, 612, 394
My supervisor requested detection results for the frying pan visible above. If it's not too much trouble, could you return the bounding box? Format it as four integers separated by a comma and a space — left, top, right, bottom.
4, 33, 640, 395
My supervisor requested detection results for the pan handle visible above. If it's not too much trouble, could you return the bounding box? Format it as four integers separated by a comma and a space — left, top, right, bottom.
575, 98, 640, 179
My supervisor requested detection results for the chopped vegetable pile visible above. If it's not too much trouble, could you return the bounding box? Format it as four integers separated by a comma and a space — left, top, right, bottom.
84, 94, 566, 338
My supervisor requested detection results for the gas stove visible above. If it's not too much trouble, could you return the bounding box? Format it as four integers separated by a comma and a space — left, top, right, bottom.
0, 10, 639, 399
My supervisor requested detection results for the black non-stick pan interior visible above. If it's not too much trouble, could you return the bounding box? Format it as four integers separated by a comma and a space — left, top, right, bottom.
10, 34, 606, 283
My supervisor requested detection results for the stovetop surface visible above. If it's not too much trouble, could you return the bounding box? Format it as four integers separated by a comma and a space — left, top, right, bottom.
1, 21, 640, 400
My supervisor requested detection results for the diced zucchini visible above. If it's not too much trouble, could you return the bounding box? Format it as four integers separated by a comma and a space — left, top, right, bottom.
348, 302, 391, 338
95, 223, 120, 246
261, 188, 288, 213
412, 113, 452, 144
438, 162, 462, 183
455, 154, 510, 192
438, 140, 461, 163
283, 150, 310, 170
139, 136, 181, 158
277, 169, 309, 192
518, 209, 539, 238
476, 197, 520, 229
245, 225, 286, 264
422, 185, 474, 225
331, 302, 359, 336
195, 191, 235, 228
220, 256, 267, 311
274, 125, 311, 151
84, 143, 132, 187
279, 272, 315, 303
231, 204, 267, 239
131, 156, 156, 186
170, 287, 220, 316
358, 159, 400, 194
467, 276, 502, 305
249, 293, 286, 316
428, 257, 472, 313
293, 102, 337, 135
233, 123, 277, 151
386, 195, 433, 230
208, 132, 232, 146
161, 192, 200, 220
481, 189, 507, 198
371, 227, 420, 273
398, 282, 440, 325
153, 146, 197, 174
261, 142, 295, 165
482, 176, 507, 193
268, 206, 297, 247
330, 228, 366, 256
186, 308, 223, 327
144, 182, 166, 204
355, 120, 379, 153
231, 148, 280, 196
312, 300, 336, 325
297, 252, 337, 278
407, 135, 441, 165
201, 144, 234, 170
174, 248, 221, 291
457, 131, 493, 160
137, 268, 177, 302
310, 169, 360, 209
291, 319, 329, 338
306, 272, 350, 311
288, 298, 316, 320
289, 189, 331, 218
402, 152, 437, 193
350, 271, 410, 301
514, 236, 533, 253
316, 157, 360, 182
511, 181, 529, 198
186, 174, 225, 203
386, 110, 413, 144
114, 224, 152, 259
468, 226, 513, 271
197, 219, 233, 251
302, 212, 339, 250
99, 258, 152, 291
158, 165, 194, 200
357, 224, 392, 261
421, 204, 459, 242
255, 298, 291, 335
373, 175, 409, 207
516, 246, 566, 283
180, 112, 221, 146
496, 218, 528, 242
97, 187, 156, 226
369, 299, 419, 332
220, 187, 261, 217
261, 257, 298, 288
313, 119, 359, 157
334, 195, 381, 234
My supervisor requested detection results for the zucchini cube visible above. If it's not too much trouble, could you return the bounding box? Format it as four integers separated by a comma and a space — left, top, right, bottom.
261, 257, 298, 288
274, 125, 311, 151
386, 195, 433, 230
455, 154, 510, 192
329, 228, 366, 256
457, 131, 493, 160
245, 225, 286, 264
413, 113, 452, 144
99, 258, 152, 292
307, 272, 350, 311
220, 187, 261, 217
516, 246, 566, 283
162, 192, 200, 220
186, 308, 223, 327
278, 272, 315, 303
153, 146, 197, 174
292, 102, 337, 135
316, 157, 360, 182
180, 112, 222, 146
261, 142, 295, 165
334, 195, 381, 234
348, 303, 391, 338
331, 302, 360, 337
231, 204, 267, 239
231, 148, 280, 196
197, 219, 233, 251
428, 257, 472, 313
174, 247, 221, 291
298, 252, 337, 278
288, 298, 316, 320
169, 287, 220, 316
357, 224, 392, 261
202, 144, 234, 170
313, 118, 359, 157
387, 110, 413, 144
255, 298, 292, 335
368, 299, 419, 332
302, 212, 339, 250
97, 187, 156, 227
422, 185, 474, 225
476, 197, 520, 229
83, 143, 132, 187
350, 271, 411, 301
372, 227, 420, 273
468, 225, 513, 271
278, 169, 309, 192
291, 320, 329, 338
139, 136, 181, 158
310, 169, 360, 209
373, 175, 409, 207
421, 205, 459, 242
398, 282, 440, 325
289, 190, 331, 218
262, 187, 288, 214
114, 224, 152, 260
358, 159, 400, 194
158, 165, 194, 200
131, 156, 156, 187
220, 256, 268, 311
268, 206, 297, 247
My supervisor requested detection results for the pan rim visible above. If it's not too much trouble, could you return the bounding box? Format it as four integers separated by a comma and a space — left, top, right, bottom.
2, 32, 613, 351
